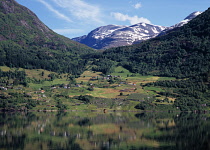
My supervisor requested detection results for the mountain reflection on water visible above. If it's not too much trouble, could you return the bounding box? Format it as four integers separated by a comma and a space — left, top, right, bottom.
0, 111, 209, 150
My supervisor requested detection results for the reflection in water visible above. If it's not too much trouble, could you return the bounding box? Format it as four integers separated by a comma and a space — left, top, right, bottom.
0, 111, 210, 150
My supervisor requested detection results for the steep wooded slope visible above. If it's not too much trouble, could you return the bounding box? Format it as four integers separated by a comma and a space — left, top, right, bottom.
0, 0, 94, 74
94, 8, 210, 78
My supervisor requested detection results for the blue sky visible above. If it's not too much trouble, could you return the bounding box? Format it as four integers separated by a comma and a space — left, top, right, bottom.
16, 0, 210, 38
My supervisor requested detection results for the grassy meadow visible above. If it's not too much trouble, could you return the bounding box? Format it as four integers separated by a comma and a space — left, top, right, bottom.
0, 66, 177, 111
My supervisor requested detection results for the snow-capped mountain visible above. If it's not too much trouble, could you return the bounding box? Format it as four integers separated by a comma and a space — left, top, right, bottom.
109, 23, 166, 46
72, 24, 167, 49
159, 11, 203, 36
72, 11, 202, 50
72, 25, 126, 49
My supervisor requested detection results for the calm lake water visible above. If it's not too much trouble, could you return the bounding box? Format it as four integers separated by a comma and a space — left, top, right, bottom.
0, 111, 210, 150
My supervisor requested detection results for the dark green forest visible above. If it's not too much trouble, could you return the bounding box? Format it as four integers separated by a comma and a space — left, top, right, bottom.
0, 0, 94, 74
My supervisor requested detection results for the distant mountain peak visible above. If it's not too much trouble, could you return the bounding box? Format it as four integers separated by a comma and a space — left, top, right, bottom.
72, 23, 167, 49
184, 11, 203, 20
72, 11, 202, 50
177, 11, 203, 26
90, 24, 126, 40
158, 11, 202, 37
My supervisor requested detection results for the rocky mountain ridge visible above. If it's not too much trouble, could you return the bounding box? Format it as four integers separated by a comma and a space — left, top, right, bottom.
72, 11, 202, 49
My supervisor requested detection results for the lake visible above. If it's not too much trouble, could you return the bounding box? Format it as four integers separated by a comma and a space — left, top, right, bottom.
0, 111, 209, 150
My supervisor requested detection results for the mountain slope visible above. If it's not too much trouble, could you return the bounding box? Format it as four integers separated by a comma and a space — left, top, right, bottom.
174, 11, 202, 27
159, 11, 203, 36
73, 23, 167, 49
72, 24, 126, 49
91, 8, 210, 78
0, 0, 94, 74
73, 11, 202, 50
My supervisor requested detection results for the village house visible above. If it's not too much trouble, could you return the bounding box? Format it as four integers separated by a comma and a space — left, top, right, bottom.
41, 90, 45, 93
0, 87, 7, 90
75, 84, 81, 87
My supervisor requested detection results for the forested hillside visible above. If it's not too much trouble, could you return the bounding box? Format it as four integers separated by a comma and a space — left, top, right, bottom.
0, 0, 94, 75
91, 8, 210, 78
88, 8, 210, 111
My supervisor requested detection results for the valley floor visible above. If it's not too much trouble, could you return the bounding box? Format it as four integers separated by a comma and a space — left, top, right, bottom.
0, 66, 206, 112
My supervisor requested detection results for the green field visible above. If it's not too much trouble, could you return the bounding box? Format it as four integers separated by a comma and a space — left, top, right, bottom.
0, 66, 177, 111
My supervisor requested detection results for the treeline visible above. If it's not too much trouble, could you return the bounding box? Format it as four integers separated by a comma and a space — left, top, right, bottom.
0, 69, 26, 80
0, 38, 91, 75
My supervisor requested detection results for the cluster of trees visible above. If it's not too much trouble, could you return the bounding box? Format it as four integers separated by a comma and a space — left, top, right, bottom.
91, 58, 116, 74
0, 69, 27, 86
56, 99, 68, 111
77, 95, 93, 103
0, 69, 26, 80
144, 76, 210, 111
0, 92, 36, 111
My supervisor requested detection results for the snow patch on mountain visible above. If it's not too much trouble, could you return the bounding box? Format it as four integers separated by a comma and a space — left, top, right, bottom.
72, 11, 202, 49
159, 11, 202, 36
